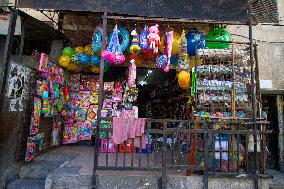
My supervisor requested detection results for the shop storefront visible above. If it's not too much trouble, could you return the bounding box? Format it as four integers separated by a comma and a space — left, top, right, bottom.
1, 0, 279, 188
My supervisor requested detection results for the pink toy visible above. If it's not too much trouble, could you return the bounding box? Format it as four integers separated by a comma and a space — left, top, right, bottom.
128, 59, 136, 87
164, 31, 174, 72
147, 24, 161, 54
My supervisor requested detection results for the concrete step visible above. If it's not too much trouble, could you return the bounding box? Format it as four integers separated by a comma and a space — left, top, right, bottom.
6, 179, 45, 189
19, 160, 66, 179
270, 184, 284, 189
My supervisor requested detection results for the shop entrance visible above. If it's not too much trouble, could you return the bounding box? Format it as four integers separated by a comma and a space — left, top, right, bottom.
262, 95, 279, 169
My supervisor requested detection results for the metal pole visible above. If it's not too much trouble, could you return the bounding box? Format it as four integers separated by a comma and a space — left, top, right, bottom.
19, 15, 25, 64
248, 8, 258, 189
0, 10, 18, 112
92, 11, 107, 189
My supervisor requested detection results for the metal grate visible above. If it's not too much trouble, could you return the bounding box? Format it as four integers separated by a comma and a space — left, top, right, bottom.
250, 0, 279, 23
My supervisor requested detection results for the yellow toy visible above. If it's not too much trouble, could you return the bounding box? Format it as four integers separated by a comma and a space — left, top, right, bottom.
159, 31, 180, 55
91, 66, 100, 73
178, 70, 191, 89
84, 45, 94, 56
75, 46, 84, 54
59, 55, 71, 68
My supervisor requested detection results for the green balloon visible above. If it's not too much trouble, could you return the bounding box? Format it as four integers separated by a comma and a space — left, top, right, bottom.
63, 47, 75, 57
206, 27, 231, 49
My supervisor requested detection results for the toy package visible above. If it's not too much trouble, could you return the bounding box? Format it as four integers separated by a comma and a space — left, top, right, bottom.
77, 120, 92, 140
78, 91, 91, 108
25, 135, 37, 162
69, 74, 80, 91
36, 133, 44, 152
50, 83, 60, 99
30, 116, 40, 135
103, 99, 112, 109
62, 126, 78, 144
38, 53, 49, 73
75, 108, 88, 121
90, 92, 98, 104
33, 97, 42, 118
104, 82, 114, 92
88, 105, 98, 121
48, 64, 65, 85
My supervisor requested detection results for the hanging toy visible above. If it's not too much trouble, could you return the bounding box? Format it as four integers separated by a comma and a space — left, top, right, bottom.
90, 55, 101, 66
159, 31, 180, 55
108, 27, 130, 52
40, 82, 49, 99
84, 45, 94, 56
156, 55, 167, 69
74, 46, 85, 54
140, 25, 149, 51
102, 25, 125, 64
129, 29, 141, 55
206, 26, 231, 49
59, 55, 71, 68
72, 53, 90, 64
64, 86, 69, 101
186, 28, 206, 56
163, 30, 174, 72
177, 30, 190, 70
128, 59, 136, 87
63, 47, 75, 57
178, 70, 191, 89
92, 25, 107, 53
147, 24, 160, 54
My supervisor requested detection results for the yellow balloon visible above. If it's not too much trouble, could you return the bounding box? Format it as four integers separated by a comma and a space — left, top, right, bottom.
159, 32, 180, 55
75, 46, 84, 54
59, 55, 71, 68
84, 45, 94, 56
178, 70, 191, 89
91, 66, 100, 73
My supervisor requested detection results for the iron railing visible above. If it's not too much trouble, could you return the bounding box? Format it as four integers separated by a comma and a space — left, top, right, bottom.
94, 118, 270, 188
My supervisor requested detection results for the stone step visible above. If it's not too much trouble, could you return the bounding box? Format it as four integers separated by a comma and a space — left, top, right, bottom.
19, 160, 65, 179
6, 179, 45, 189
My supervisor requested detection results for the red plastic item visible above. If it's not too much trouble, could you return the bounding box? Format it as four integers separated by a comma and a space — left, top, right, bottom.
119, 142, 136, 153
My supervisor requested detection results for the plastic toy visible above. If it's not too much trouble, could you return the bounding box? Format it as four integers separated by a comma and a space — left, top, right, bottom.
206, 27, 231, 49
108, 26, 129, 52
130, 29, 141, 55
102, 25, 125, 64
38, 53, 49, 72
128, 59, 136, 87
156, 55, 167, 69
178, 70, 191, 89
84, 45, 94, 56
64, 86, 69, 101
177, 30, 189, 70
186, 28, 206, 56
63, 47, 75, 57
75, 46, 84, 54
164, 30, 174, 72
170, 54, 179, 66
159, 31, 180, 55
91, 55, 101, 66
92, 26, 105, 53
147, 24, 160, 54
139, 25, 149, 50
59, 55, 71, 68
72, 53, 90, 64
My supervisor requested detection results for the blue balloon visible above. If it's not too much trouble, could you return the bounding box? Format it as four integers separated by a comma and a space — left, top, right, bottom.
91, 55, 101, 66
108, 27, 130, 52
170, 55, 179, 66
186, 29, 206, 56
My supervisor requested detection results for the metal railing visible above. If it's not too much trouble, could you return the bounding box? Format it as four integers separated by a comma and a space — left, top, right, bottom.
94, 118, 270, 188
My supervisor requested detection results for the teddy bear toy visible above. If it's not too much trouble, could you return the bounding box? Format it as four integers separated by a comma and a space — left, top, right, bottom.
147, 24, 160, 54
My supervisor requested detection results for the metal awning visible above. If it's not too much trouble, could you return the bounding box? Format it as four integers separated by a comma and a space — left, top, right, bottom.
18, 0, 279, 24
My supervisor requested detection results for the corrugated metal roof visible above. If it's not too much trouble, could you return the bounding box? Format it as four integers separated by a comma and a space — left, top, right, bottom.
250, 0, 279, 23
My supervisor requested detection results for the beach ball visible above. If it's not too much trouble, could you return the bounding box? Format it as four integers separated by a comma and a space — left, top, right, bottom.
159, 32, 180, 55
206, 27, 231, 49
75, 46, 84, 54
63, 47, 75, 57
84, 45, 94, 56
72, 53, 90, 64
178, 70, 191, 89
186, 29, 206, 56
59, 55, 71, 68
